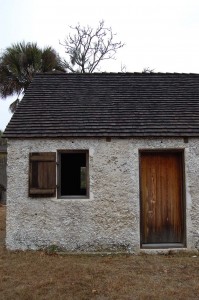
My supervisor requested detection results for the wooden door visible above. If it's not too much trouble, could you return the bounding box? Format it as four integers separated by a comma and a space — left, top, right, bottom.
140, 151, 185, 247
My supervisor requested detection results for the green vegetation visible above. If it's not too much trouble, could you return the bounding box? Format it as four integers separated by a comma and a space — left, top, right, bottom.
0, 131, 6, 145
0, 42, 65, 112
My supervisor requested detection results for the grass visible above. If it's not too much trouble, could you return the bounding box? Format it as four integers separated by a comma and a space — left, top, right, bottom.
0, 205, 198, 299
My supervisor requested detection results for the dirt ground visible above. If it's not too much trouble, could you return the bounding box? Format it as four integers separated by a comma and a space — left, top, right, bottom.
0, 205, 198, 300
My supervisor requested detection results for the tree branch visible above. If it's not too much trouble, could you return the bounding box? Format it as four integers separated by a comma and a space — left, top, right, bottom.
60, 20, 124, 73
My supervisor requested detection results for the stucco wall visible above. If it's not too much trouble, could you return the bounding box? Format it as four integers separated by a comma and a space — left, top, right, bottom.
6, 138, 199, 252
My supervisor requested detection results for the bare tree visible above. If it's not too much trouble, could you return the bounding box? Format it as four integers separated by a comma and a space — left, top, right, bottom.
61, 20, 124, 73
120, 63, 127, 73
142, 67, 155, 73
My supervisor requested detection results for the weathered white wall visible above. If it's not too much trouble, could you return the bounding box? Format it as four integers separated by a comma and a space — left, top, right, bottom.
6, 138, 199, 252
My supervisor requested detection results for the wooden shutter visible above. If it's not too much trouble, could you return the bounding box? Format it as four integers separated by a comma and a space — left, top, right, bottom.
29, 152, 56, 197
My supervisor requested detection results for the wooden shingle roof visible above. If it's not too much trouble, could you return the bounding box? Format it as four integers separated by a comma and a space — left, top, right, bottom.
4, 72, 199, 138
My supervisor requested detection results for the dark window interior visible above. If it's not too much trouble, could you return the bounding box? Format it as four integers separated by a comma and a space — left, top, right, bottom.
60, 153, 87, 196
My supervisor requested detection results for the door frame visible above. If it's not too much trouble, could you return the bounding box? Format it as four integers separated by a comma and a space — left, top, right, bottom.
139, 149, 186, 249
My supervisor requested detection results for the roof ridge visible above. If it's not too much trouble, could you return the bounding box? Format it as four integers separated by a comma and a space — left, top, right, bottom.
34, 72, 199, 76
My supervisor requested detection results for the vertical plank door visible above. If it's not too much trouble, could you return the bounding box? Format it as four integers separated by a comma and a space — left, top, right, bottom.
140, 151, 185, 246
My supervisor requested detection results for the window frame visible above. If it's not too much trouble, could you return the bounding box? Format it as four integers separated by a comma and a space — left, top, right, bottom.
57, 150, 89, 199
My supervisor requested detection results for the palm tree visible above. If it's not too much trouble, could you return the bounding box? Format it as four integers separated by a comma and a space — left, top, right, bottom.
0, 42, 65, 112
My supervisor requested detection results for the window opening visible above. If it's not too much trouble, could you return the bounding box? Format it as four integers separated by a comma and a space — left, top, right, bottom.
60, 152, 87, 196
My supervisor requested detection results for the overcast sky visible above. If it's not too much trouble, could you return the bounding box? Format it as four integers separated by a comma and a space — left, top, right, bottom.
1, 0, 199, 130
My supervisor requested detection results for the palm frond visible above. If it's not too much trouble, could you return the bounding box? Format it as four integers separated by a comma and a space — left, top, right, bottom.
0, 41, 66, 112
9, 98, 20, 113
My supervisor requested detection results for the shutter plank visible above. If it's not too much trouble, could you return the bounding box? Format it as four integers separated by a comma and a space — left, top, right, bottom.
29, 188, 55, 195
30, 153, 56, 161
